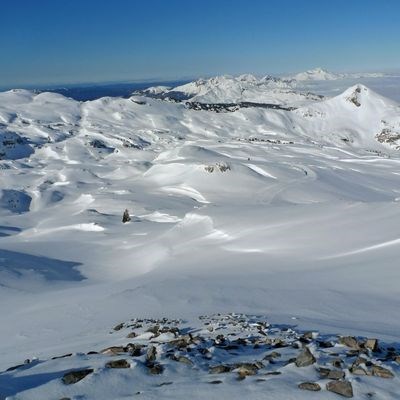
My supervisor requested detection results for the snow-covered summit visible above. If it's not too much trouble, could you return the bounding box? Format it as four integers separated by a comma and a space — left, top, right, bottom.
135, 74, 317, 105
288, 67, 344, 81
286, 67, 386, 82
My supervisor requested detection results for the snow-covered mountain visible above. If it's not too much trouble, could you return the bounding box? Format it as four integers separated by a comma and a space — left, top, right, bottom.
1, 81, 400, 399
289, 67, 343, 81
134, 74, 310, 105
285, 67, 386, 81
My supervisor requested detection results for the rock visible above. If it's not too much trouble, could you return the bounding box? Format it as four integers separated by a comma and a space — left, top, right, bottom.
113, 323, 124, 331
365, 339, 379, 352
146, 346, 157, 364
209, 364, 234, 374
371, 365, 394, 378
234, 363, 262, 380
147, 363, 164, 375
331, 357, 343, 368
339, 336, 360, 349
105, 359, 130, 369
350, 366, 368, 375
346, 350, 361, 358
295, 347, 316, 367
263, 351, 281, 361
168, 336, 192, 349
62, 369, 94, 385
100, 346, 125, 355
122, 209, 131, 223
125, 343, 144, 357
298, 382, 321, 391
146, 325, 160, 335
317, 340, 334, 348
352, 356, 368, 366
126, 332, 137, 338
301, 331, 314, 340
318, 367, 345, 380
173, 355, 193, 366
326, 380, 354, 398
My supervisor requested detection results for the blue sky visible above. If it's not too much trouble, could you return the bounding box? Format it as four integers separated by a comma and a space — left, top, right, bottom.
1, 0, 399, 87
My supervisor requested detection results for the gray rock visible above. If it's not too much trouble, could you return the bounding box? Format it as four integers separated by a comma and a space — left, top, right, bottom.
331, 357, 343, 368
295, 347, 316, 367
105, 359, 130, 369
146, 345, 157, 364
298, 382, 321, 391
122, 209, 131, 223
318, 367, 345, 380
235, 363, 262, 380
350, 366, 368, 375
62, 369, 94, 385
113, 323, 124, 331
100, 346, 125, 355
209, 364, 234, 374
173, 355, 193, 366
263, 351, 281, 361
365, 338, 379, 352
326, 380, 354, 398
147, 363, 164, 375
371, 365, 394, 378
126, 343, 144, 357
339, 336, 360, 349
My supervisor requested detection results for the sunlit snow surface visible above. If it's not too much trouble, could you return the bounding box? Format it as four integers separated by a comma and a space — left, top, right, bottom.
1, 75, 400, 399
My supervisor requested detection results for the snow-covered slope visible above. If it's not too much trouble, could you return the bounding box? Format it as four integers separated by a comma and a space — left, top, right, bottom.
1, 83, 400, 399
295, 84, 400, 148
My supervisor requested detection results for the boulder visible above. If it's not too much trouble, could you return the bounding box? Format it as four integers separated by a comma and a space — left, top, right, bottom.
318, 367, 345, 380
173, 355, 193, 366
365, 338, 379, 352
326, 380, 353, 398
371, 365, 394, 378
298, 382, 321, 391
113, 323, 124, 331
147, 363, 164, 375
339, 336, 359, 349
100, 346, 125, 355
62, 369, 94, 385
105, 359, 130, 369
209, 364, 234, 374
146, 346, 157, 364
295, 347, 316, 367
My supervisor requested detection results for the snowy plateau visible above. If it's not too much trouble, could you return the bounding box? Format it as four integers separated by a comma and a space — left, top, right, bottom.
1, 70, 400, 399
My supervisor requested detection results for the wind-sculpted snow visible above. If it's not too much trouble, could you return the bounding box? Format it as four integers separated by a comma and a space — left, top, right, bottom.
1, 81, 400, 398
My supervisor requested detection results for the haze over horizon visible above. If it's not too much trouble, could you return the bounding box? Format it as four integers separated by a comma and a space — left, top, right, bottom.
1, 0, 399, 88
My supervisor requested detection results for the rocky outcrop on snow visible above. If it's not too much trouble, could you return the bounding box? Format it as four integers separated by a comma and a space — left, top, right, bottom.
2, 314, 398, 399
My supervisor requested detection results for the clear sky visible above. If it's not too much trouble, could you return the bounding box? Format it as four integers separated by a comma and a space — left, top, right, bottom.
1, 0, 399, 87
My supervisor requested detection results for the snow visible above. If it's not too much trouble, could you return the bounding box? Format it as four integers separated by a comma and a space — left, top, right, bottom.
1, 74, 400, 399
